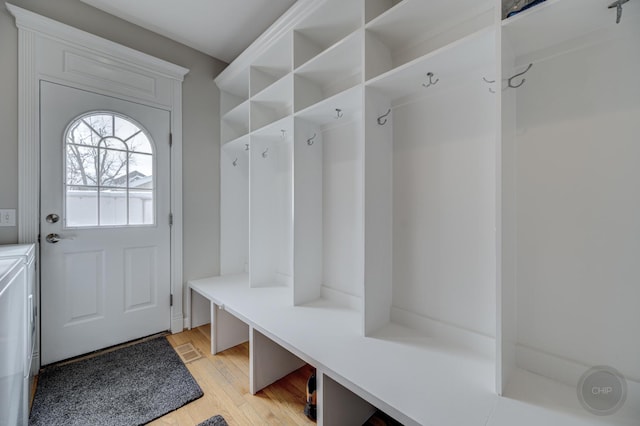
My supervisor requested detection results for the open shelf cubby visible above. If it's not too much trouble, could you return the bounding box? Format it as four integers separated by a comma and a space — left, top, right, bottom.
363, 51, 497, 354
364, 0, 404, 24
249, 116, 294, 289
293, 29, 362, 113
292, 98, 363, 310
221, 99, 250, 144
499, 1, 640, 422
292, 0, 362, 69
250, 74, 293, 132
220, 67, 249, 115
210, 0, 640, 424
250, 33, 292, 97
220, 136, 250, 276
365, 0, 494, 81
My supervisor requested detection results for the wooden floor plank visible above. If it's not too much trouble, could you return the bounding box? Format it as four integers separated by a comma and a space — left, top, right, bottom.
152, 326, 313, 426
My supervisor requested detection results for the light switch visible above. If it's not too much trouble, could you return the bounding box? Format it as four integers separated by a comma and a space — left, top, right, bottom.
0, 209, 16, 227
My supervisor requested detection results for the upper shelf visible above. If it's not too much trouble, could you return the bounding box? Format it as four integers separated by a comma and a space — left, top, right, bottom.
365, 0, 404, 24
296, 85, 362, 128
366, 27, 495, 104
502, 0, 640, 59
366, 0, 493, 49
292, 0, 362, 69
250, 33, 292, 97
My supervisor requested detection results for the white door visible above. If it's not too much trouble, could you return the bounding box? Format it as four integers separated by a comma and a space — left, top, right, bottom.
40, 81, 172, 365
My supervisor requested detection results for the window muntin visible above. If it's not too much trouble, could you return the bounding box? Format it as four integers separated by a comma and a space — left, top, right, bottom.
64, 112, 155, 227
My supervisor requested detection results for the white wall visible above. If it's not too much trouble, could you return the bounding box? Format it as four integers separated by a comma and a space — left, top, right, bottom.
0, 1, 227, 293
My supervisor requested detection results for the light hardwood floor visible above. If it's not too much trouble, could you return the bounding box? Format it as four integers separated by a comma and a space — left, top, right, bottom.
149, 325, 316, 426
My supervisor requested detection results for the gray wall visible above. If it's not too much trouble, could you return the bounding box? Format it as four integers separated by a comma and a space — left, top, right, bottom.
0, 1, 226, 284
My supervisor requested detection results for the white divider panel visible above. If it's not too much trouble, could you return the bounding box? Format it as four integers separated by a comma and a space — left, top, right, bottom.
293, 118, 323, 305
249, 327, 306, 395
363, 87, 393, 335
320, 373, 377, 426
220, 139, 250, 275
211, 304, 249, 355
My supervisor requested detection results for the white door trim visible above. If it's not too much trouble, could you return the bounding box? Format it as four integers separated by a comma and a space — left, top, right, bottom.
7, 4, 189, 343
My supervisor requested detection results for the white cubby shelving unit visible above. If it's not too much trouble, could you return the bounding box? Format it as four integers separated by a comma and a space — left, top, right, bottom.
189, 0, 640, 425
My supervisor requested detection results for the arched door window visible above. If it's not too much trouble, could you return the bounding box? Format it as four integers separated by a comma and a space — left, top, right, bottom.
64, 112, 155, 227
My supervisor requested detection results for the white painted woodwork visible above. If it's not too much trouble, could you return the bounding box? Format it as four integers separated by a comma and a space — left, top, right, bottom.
292, 118, 324, 305
321, 373, 376, 426
7, 4, 188, 336
249, 327, 305, 395
211, 0, 640, 424
292, 0, 362, 69
249, 117, 293, 288
220, 138, 250, 275
189, 275, 496, 426
250, 33, 292, 97
363, 87, 393, 335
499, 10, 640, 414
39, 82, 171, 364
212, 305, 249, 355
365, 0, 494, 80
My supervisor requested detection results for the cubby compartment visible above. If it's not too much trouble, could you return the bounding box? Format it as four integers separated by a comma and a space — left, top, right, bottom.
364, 0, 403, 24
366, 27, 494, 105
220, 67, 250, 115
363, 37, 497, 356
365, 0, 494, 81
250, 33, 292, 97
292, 0, 362, 69
320, 374, 377, 425
249, 117, 294, 289
250, 74, 293, 132
210, 0, 640, 423
220, 136, 250, 275
221, 100, 250, 144
293, 30, 362, 113
499, 3, 640, 421
292, 98, 363, 309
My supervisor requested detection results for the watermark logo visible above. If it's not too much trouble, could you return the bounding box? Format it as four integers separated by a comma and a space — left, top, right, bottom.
577, 366, 627, 416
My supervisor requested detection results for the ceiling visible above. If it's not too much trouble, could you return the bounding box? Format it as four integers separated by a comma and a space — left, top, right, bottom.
80, 0, 297, 63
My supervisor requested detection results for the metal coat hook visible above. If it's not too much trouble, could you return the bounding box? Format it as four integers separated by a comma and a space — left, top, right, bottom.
483, 77, 496, 94
377, 108, 391, 125
262, 147, 268, 158
281, 129, 287, 139
609, 0, 629, 24
335, 108, 343, 119
422, 72, 439, 88
244, 144, 249, 151
232, 158, 238, 167
508, 63, 533, 89
307, 133, 316, 146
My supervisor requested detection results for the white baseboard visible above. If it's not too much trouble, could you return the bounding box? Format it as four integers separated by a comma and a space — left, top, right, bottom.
171, 314, 183, 334
390, 306, 495, 359
321, 286, 363, 311
515, 344, 640, 387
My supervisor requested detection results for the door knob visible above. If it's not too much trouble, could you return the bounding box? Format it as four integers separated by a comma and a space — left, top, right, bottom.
46, 233, 61, 243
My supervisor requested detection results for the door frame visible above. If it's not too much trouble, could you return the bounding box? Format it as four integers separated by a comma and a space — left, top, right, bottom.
8, 4, 189, 370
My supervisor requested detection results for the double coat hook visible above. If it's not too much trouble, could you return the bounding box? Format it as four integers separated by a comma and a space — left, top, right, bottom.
422, 72, 439, 88
377, 108, 392, 125
307, 133, 316, 146
508, 63, 533, 89
609, 0, 630, 24
482, 77, 496, 93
